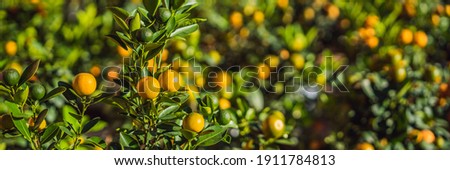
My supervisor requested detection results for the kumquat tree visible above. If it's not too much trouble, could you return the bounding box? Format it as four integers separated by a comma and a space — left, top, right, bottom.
1, 0, 450, 150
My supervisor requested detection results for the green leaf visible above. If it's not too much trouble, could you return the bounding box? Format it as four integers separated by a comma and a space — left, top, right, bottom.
170, 24, 198, 38
59, 126, 75, 137
58, 81, 78, 101
108, 7, 129, 21
106, 34, 128, 50
18, 60, 40, 86
113, 15, 129, 32
34, 109, 48, 130
195, 125, 228, 147
14, 85, 29, 106
181, 129, 197, 141
81, 117, 100, 134
62, 105, 81, 131
5, 101, 32, 141
40, 87, 66, 103
119, 132, 138, 148
92, 93, 114, 105
41, 123, 60, 144
172, 0, 186, 9
143, 0, 161, 17
166, 17, 176, 34
158, 105, 180, 120
130, 13, 141, 32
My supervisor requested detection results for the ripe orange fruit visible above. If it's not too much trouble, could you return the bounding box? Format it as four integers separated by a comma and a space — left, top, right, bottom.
158, 69, 184, 92
230, 11, 243, 29
72, 73, 97, 96
219, 98, 231, 110
262, 112, 285, 139
5, 41, 17, 57
432, 14, 440, 26
264, 55, 280, 70
414, 31, 428, 48
326, 4, 340, 20
257, 63, 271, 79
147, 58, 157, 73
279, 49, 290, 60
365, 36, 379, 49
214, 71, 232, 88
136, 76, 160, 99
159, 49, 169, 62
399, 29, 413, 44
117, 46, 132, 58
28, 117, 47, 131
253, 10, 265, 25
277, 0, 289, 9
182, 112, 205, 133
355, 142, 374, 150
90, 65, 101, 77
421, 129, 435, 144
304, 7, 315, 21
365, 15, 379, 27
409, 129, 423, 143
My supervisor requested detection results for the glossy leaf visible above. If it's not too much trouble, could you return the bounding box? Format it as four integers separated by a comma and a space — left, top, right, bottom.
18, 60, 40, 86
143, 0, 160, 17
81, 117, 100, 133
5, 101, 32, 141
41, 124, 60, 144
170, 24, 198, 38
40, 87, 66, 103
195, 125, 228, 147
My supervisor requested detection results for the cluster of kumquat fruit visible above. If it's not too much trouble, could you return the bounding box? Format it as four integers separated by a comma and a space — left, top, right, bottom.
2, 0, 450, 150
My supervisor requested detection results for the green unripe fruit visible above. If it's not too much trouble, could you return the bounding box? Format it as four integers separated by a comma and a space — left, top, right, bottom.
30, 84, 46, 100
217, 110, 232, 125
135, 28, 153, 42
2, 69, 20, 86
158, 8, 171, 23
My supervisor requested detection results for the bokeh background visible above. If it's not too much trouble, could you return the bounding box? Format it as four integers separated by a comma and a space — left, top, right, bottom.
1, 0, 450, 149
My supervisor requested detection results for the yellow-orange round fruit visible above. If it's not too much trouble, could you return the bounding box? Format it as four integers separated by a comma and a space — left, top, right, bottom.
400, 29, 413, 44
253, 10, 265, 25
0, 114, 14, 130
432, 14, 440, 26
257, 63, 271, 79
230, 11, 243, 29
304, 7, 315, 21
408, 129, 423, 143
264, 55, 280, 70
182, 112, 205, 133
355, 142, 374, 150
414, 31, 428, 48
366, 36, 379, 49
28, 118, 47, 131
279, 49, 290, 60
326, 4, 340, 20
277, 0, 289, 9
90, 65, 101, 77
5, 41, 17, 57
291, 53, 305, 70
219, 98, 231, 110
136, 76, 160, 99
72, 73, 97, 96
214, 71, 232, 88
117, 46, 132, 58
394, 67, 407, 83
262, 113, 285, 139
158, 69, 184, 92
365, 15, 379, 27
421, 129, 435, 144
147, 58, 157, 73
